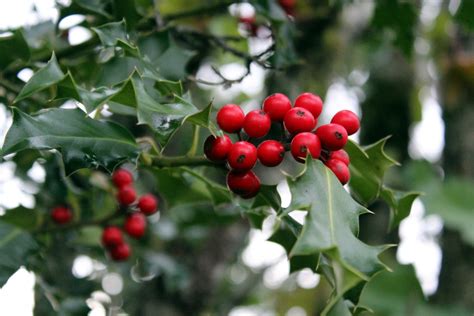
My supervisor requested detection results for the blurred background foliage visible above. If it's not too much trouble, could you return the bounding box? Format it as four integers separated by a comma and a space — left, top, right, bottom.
0, 0, 473, 315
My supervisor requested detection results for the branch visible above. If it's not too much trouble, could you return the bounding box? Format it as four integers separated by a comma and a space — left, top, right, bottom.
34, 209, 122, 234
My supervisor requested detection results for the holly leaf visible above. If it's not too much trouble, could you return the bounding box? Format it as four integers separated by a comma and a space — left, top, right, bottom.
0, 29, 30, 69
287, 159, 388, 312
0, 206, 41, 231
1, 108, 139, 174
345, 138, 399, 204
381, 187, 420, 231
0, 222, 38, 287
14, 53, 64, 103
128, 76, 209, 148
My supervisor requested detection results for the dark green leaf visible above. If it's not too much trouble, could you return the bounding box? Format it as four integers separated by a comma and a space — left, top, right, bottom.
454, 0, 474, 30
0, 29, 30, 69
381, 187, 420, 231
0, 207, 41, 231
371, 0, 417, 56
346, 138, 398, 204
1, 108, 139, 174
0, 222, 38, 287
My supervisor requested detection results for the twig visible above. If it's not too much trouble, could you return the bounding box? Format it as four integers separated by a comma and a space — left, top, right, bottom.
34, 209, 123, 234
153, 0, 165, 30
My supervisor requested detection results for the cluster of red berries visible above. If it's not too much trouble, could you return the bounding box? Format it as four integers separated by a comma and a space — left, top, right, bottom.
50, 169, 158, 261
102, 169, 158, 261
204, 92, 360, 199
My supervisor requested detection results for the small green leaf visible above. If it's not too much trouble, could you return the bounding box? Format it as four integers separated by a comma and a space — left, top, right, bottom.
381, 187, 420, 231
14, 53, 64, 103
0, 222, 38, 287
346, 138, 398, 204
1, 108, 139, 174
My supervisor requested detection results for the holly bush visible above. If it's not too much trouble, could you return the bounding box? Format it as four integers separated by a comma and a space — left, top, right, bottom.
1, 1, 472, 315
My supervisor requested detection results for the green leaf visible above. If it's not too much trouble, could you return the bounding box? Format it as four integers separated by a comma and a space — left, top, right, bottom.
129, 76, 204, 148
286, 159, 387, 312
345, 138, 398, 204
14, 53, 64, 103
454, 0, 474, 31
1, 108, 139, 174
403, 161, 474, 246
0, 207, 41, 231
371, 0, 417, 56
138, 31, 195, 80
0, 222, 38, 287
381, 187, 420, 231
0, 29, 30, 69
92, 20, 139, 57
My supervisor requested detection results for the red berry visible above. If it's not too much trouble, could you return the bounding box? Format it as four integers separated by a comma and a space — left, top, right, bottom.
316, 123, 348, 151
226, 170, 261, 199
117, 186, 136, 205
239, 15, 256, 25
51, 206, 73, 224
325, 159, 350, 185
124, 212, 147, 238
112, 169, 133, 188
290, 132, 321, 163
263, 93, 292, 121
243, 110, 271, 138
227, 141, 258, 171
138, 194, 158, 215
110, 242, 131, 261
294, 93, 323, 119
331, 110, 360, 135
216, 104, 245, 133
284, 107, 316, 134
257, 140, 285, 167
330, 149, 350, 166
204, 134, 232, 161
102, 226, 124, 248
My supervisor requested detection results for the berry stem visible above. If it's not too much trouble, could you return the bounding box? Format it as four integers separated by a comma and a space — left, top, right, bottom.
151, 155, 225, 168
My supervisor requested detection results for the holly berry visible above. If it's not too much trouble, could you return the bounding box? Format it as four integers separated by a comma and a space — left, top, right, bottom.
263, 93, 292, 121
102, 226, 124, 248
112, 169, 133, 188
331, 110, 360, 135
216, 104, 245, 133
330, 149, 350, 166
138, 194, 158, 215
284, 107, 316, 134
204, 134, 232, 161
226, 170, 261, 199
290, 132, 321, 162
294, 93, 323, 119
110, 242, 131, 261
117, 186, 136, 205
124, 213, 147, 239
243, 110, 271, 138
316, 123, 348, 151
227, 141, 258, 171
279, 0, 296, 15
51, 206, 73, 224
257, 140, 285, 167
325, 159, 350, 185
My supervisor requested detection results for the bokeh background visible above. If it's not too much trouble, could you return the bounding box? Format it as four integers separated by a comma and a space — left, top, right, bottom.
0, 0, 473, 315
